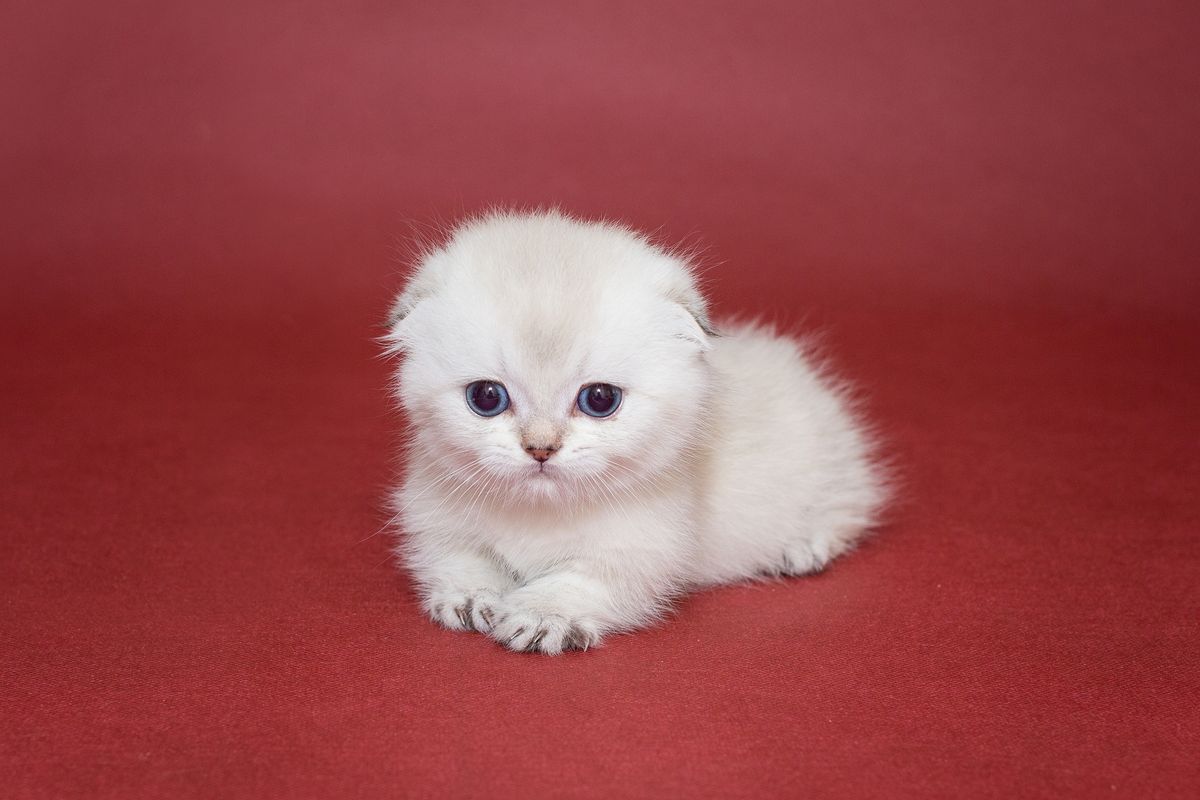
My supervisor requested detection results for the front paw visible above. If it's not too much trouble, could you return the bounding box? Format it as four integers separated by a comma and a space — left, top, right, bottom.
426, 587, 501, 633
487, 597, 600, 655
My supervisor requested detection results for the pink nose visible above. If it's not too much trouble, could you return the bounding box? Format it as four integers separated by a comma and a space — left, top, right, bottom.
525, 445, 557, 462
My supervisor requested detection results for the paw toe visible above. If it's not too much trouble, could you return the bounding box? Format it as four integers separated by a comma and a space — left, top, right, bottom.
471, 600, 496, 632
427, 588, 500, 633
782, 537, 835, 575
562, 624, 596, 651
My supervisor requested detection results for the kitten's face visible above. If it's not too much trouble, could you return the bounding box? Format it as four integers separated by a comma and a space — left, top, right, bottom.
390, 215, 712, 510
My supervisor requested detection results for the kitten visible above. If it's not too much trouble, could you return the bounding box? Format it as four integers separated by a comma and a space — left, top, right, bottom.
384, 210, 886, 654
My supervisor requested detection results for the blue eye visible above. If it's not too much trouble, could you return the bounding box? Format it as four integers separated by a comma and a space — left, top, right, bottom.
577, 383, 622, 418
466, 381, 509, 417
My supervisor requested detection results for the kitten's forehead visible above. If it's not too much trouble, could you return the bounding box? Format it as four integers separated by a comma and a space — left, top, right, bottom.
406, 213, 704, 400
494, 285, 641, 392
444, 215, 671, 362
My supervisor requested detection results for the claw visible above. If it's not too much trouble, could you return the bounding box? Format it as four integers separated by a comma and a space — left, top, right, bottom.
454, 597, 475, 630
563, 626, 591, 651
525, 629, 548, 652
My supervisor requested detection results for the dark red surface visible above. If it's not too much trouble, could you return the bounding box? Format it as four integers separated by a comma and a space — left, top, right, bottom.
2, 2, 1198, 798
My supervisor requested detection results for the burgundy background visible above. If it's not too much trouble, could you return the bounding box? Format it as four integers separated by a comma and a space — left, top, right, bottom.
2, 1, 1197, 797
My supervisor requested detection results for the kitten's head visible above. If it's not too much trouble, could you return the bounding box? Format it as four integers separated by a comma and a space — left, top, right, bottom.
386, 211, 715, 510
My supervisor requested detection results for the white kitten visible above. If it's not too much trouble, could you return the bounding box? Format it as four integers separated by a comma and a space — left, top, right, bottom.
384, 211, 887, 654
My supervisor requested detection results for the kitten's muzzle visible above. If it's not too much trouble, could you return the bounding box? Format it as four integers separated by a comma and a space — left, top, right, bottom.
523, 443, 559, 463
521, 419, 562, 463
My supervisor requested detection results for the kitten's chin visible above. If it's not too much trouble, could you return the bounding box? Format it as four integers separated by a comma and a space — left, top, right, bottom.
504, 464, 577, 506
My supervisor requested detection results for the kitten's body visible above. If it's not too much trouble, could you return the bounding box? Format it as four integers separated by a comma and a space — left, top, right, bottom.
386, 211, 885, 654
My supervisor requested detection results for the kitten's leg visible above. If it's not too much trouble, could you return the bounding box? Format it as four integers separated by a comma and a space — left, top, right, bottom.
411, 546, 515, 633
487, 567, 669, 655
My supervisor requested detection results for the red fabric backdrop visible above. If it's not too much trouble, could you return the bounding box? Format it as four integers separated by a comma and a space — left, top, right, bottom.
2, 2, 1197, 797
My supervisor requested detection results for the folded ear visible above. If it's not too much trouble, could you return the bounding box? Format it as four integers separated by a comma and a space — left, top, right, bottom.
386, 286, 423, 328
386, 253, 447, 328
684, 291, 718, 337
381, 289, 425, 356
668, 283, 718, 347
382, 268, 440, 355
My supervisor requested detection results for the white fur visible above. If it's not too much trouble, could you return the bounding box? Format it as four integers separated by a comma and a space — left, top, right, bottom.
384, 211, 887, 654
